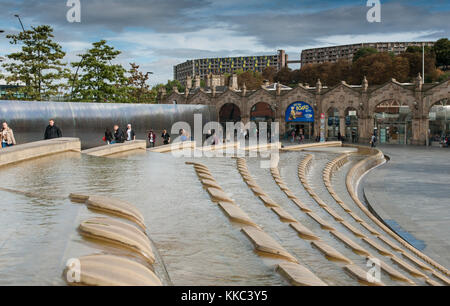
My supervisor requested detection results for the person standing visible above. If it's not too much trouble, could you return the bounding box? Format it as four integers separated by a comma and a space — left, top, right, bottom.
126, 124, 136, 141
291, 130, 296, 143
104, 128, 113, 145
162, 129, 171, 145
44, 119, 62, 140
1, 122, 16, 148
112, 125, 125, 144
370, 134, 377, 148
148, 129, 156, 148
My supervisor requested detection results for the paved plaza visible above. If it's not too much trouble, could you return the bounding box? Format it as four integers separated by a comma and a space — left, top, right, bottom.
363, 145, 450, 268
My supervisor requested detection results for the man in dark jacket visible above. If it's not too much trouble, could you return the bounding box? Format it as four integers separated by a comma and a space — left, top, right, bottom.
44, 119, 62, 140
112, 125, 126, 144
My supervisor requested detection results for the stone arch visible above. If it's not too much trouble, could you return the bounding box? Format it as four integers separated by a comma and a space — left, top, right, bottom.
250, 102, 275, 122
425, 80, 449, 113
373, 99, 413, 145
247, 89, 277, 113
428, 98, 449, 139
218, 103, 241, 124
368, 82, 417, 115
321, 83, 361, 115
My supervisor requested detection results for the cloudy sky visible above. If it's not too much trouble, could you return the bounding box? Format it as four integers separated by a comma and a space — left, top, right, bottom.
0, 0, 449, 85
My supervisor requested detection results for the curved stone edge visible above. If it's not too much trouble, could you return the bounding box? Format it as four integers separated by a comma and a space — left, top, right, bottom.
0, 138, 81, 168
149, 141, 196, 153
298, 153, 416, 285
64, 254, 162, 286
345, 146, 450, 277
79, 218, 156, 265
281, 141, 343, 152
65, 199, 164, 286
86, 196, 147, 231
82, 140, 146, 157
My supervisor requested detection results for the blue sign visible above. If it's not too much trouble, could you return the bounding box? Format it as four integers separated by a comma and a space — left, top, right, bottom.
285, 102, 314, 123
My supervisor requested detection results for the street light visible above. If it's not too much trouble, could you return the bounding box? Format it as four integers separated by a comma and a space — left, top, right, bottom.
14, 14, 25, 32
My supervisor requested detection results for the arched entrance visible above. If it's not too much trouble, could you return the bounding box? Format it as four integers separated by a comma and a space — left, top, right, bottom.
219, 103, 241, 125
218, 103, 241, 139
429, 98, 449, 143
285, 101, 315, 140
374, 100, 412, 144
250, 102, 275, 137
345, 107, 358, 143
327, 107, 340, 139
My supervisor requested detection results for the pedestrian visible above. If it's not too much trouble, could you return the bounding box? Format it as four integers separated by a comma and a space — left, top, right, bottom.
148, 129, 156, 148
44, 119, 62, 140
162, 129, 171, 145
126, 124, 136, 141
1, 122, 16, 148
112, 125, 126, 144
104, 128, 113, 145
291, 130, 296, 143
179, 129, 188, 142
370, 134, 377, 148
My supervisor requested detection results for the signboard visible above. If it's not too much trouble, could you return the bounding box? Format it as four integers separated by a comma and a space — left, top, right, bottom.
285, 102, 314, 123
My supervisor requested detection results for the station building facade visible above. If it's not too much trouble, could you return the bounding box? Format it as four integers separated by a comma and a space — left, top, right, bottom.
158, 74, 449, 145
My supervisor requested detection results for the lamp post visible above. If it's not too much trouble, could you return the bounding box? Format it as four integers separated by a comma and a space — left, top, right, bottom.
14, 15, 25, 32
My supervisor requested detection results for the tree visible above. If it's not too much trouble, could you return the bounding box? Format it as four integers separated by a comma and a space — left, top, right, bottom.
352, 53, 393, 84
433, 38, 450, 70
2, 25, 69, 100
127, 63, 153, 103
352, 47, 378, 62
71, 40, 128, 102
262, 66, 277, 82
274, 67, 292, 85
237, 71, 263, 90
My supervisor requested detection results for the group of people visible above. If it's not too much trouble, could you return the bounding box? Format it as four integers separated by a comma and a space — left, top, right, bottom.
103, 125, 172, 147
104, 124, 136, 145
1, 119, 63, 149
289, 129, 305, 144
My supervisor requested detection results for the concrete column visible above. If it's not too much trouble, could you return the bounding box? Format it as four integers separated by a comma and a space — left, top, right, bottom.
340, 116, 346, 138
412, 117, 427, 146
359, 117, 373, 144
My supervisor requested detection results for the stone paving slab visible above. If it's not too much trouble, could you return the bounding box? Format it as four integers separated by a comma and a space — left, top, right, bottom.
311, 241, 352, 264
241, 227, 298, 263
277, 262, 328, 286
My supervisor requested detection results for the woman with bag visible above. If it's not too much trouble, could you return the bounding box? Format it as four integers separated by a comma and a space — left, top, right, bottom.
1, 122, 16, 148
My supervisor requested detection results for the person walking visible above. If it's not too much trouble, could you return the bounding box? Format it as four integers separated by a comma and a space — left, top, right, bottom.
162, 129, 171, 145
112, 125, 126, 144
370, 134, 377, 148
148, 129, 156, 148
104, 128, 113, 145
1, 122, 16, 148
126, 124, 136, 141
44, 119, 62, 140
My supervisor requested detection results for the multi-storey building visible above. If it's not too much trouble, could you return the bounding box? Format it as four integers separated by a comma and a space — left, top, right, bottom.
174, 50, 288, 85
301, 41, 435, 65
